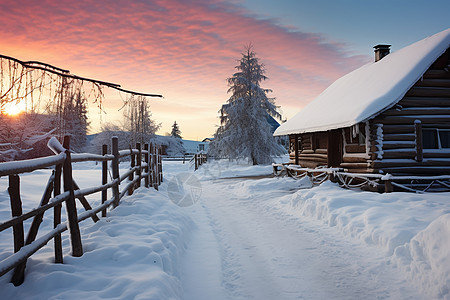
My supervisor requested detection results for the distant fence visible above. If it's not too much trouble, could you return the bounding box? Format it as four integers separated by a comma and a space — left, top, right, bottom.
191, 152, 207, 171
0, 136, 163, 286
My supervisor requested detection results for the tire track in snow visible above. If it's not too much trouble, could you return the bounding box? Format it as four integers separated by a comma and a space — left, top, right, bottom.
191, 178, 422, 300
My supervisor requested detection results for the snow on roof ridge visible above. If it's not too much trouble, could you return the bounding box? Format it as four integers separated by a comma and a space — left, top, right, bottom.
275, 28, 450, 136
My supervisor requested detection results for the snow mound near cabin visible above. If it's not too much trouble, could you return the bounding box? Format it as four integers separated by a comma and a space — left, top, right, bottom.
267, 181, 450, 299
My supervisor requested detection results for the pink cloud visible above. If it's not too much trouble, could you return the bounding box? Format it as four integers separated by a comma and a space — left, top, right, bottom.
0, 0, 369, 139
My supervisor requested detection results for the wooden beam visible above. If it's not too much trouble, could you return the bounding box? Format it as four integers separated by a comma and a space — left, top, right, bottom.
405, 87, 450, 97
293, 134, 299, 165
415, 120, 423, 162
400, 97, 450, 107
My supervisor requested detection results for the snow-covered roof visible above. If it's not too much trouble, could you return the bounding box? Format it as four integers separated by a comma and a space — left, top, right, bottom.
274, 28, 450, 136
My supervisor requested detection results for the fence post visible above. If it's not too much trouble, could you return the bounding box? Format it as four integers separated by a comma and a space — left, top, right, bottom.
159, 146, 163, 183
149, 143, 154, 188
8, 174, 25, 285
62, 136, 83, 257
153, 145, 158, 190
102, 144, 108, 217
128, 146, 135, 196
12, 171, 56, 284
54, 164, 63, 263
144, 144, 149, 188
136, 143, 142, 188
195, 154, 198, 171
111, 137, 120, 207
8, 175, 24, 254
384, 180, 394, 193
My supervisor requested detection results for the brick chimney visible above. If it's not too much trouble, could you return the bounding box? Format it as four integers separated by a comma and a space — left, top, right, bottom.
373, 44, 391, 62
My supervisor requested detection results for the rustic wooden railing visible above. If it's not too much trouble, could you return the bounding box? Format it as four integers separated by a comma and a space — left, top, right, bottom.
191, 152, 207, 171
273, 163, 450, 193
0, 136, 163, 286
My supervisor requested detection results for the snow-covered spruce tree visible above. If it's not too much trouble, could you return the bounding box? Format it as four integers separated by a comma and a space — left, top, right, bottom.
171, 121, 182, 139
210, 46, 285, 165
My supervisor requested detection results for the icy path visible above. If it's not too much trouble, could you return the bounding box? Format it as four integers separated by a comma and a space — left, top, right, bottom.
180, 177, 421, 300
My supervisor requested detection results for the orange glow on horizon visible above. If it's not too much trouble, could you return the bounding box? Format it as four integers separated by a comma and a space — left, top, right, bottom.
2, 101, 26, 116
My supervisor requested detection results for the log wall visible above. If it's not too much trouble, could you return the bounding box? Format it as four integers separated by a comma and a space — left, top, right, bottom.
370, 48, 450, 175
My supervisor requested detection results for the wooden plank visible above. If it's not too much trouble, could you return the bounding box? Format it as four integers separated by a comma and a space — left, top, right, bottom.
382, 141, 415, 149
345, 144, 366, 153
128, 146, 135, 195
111, 137, 120, 207
423, 69, 450, 79
339, 162, 369, 169
405, 87, 450, 97
144, 144, 150, 188
315, 149, 328, 154
375, 124, 413, 134
72, 181, 99, 223
383, 133, 415, 141
293, 134, 299, 165
382, 149, 416, 159
343, 156, 368, 163
414, 78, 450, 87
62, 136, 83, 258
136, 143, 142, 188
298, 153, 328, 160
53, 164, 63, 264
373, 115, 450, 125
8, 175, 25, 286
101, 145, 107, 218
399, 97, 450, 107
12, 171, 55, 285
382, 107, 450, 116
415, 121, 423, 162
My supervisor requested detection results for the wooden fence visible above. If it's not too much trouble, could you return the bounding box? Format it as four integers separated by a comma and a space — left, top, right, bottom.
0, 136, 163, 286
191, 152, 207, 171
273, 163, 450, 193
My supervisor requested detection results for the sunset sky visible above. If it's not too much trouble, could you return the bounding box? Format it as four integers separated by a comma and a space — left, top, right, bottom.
1, 0, 449, 140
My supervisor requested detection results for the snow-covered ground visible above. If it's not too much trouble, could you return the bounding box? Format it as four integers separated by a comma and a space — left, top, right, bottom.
1, 158, 450, 299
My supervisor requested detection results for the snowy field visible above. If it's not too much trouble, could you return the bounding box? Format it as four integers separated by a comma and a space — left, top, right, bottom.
1, 158, 450, 299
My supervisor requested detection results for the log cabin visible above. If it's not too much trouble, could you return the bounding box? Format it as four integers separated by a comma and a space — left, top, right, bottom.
274, 28, 450, 176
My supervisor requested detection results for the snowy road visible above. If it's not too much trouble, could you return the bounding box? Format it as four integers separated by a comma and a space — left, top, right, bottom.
180, 176, 421, 300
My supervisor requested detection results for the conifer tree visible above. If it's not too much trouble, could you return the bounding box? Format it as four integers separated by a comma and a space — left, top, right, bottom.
171, 121, 182, 139
210, 46, 285, 165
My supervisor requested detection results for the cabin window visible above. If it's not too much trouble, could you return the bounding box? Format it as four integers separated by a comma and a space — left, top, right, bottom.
423, 129, 450, 149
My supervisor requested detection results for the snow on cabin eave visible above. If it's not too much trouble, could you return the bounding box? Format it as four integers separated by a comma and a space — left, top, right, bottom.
274, 28, 450, 138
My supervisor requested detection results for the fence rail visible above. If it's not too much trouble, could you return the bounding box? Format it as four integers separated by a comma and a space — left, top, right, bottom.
273, 163, 450, 193
0, 136, 163, 286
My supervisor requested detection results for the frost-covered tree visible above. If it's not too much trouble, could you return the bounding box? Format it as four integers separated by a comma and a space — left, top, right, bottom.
124, 95, 160, 146
0, 113, 57, 161
171, 121, 182, 139
60, 90, 90, 152
210, 46, 285, 165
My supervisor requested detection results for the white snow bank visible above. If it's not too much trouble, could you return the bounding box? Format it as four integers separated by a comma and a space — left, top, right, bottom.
0, 178, 193, 299
223, 175, 450, 299
275, 28, 450, 135
393, 214, 450, 299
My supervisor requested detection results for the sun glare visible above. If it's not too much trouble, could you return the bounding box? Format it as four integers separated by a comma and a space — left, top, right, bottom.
3, 101, 26, 116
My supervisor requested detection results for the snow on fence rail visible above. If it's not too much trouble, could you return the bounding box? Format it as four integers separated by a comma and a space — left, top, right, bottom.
273, 163, 450, 193
0, 135, 163, 286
